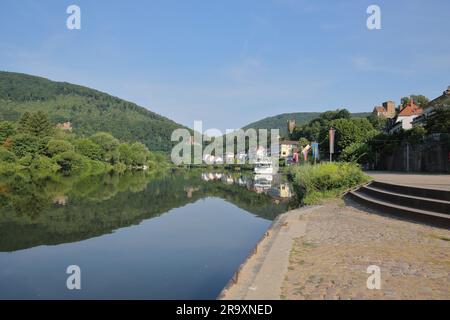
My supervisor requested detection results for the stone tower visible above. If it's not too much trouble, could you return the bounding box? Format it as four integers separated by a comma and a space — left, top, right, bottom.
287, 119, 296, 135
382, 101, 396, 118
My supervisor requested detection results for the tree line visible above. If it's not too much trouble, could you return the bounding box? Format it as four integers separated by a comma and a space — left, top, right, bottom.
0, 111, 168, 176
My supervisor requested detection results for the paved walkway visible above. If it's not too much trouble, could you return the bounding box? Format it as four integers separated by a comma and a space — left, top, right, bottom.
220, 200, 450, 300
366, 171, 450, 191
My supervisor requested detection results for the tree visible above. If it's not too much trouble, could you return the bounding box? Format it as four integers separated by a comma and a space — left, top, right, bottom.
401, 95, 429, 107
11, 134, 42, 158
118, 143, 132, 165
47, 139, 74, 156
75, 139, 102, 160
90, 132, 120, 163
298, 137, 310, 148
0, 147, 16, 163
129, 142, 150, 166
328, 118, 377, 155
18, 111, 53, 137
0, 121, 16, 143
367, 114, 387, 131
54, 151, 83, 174
425, 107, 450, 133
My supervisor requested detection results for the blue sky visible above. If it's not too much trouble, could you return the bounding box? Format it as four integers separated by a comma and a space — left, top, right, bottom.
1, 0, 449, 130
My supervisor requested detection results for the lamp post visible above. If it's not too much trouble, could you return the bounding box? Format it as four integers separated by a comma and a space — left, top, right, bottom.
329, 127, 335, 162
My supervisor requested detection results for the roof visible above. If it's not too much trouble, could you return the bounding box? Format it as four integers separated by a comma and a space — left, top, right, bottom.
398, 101, 423, 116
373, 106, 386, 113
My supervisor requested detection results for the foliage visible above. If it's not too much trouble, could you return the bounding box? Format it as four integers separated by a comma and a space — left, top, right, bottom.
17, 111, 54, 137
289, 162, 370, 205
425, 107, 450, 133
0, 111, 168, 176
401, 95, 429, 107
0, 71, 187, 152
74, 138, 103, 160
0, 121, 16, 143
0, 147, 16, 163
330, 118, 377, 153
47, 139, 74, 156
243, 110, 370, 137
298, 137, 310, 148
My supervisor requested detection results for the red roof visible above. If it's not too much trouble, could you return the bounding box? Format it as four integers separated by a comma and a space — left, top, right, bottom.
398, 101, 423, 116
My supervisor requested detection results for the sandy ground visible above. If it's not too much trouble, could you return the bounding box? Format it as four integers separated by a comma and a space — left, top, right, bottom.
220, 199, 450, 300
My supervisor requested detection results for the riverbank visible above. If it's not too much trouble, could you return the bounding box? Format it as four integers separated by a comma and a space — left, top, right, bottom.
220, 199, 450, 300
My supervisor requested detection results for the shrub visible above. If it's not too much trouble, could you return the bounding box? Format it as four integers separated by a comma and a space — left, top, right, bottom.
47, 139, 74, 156
289, 162, 369, 205
75, 138, 103, 160
54, 151, 84, 175
0, 147, 16, 163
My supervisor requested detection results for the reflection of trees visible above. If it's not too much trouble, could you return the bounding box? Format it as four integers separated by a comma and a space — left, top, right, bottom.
0, 169, 298, 252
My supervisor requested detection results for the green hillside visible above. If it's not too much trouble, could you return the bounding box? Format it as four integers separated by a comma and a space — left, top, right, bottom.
0, 71, 185, 151
243, 111, 371, 136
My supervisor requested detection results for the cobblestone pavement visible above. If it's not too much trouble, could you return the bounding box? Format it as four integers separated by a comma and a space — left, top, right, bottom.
281, 200, 450, 300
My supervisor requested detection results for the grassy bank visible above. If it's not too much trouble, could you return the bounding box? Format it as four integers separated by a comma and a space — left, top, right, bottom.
289, 162, 370, 205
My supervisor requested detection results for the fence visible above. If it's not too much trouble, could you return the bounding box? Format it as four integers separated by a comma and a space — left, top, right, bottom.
375, 133, 450, 173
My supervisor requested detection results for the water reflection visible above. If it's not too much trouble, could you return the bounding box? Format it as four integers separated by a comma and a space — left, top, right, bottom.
0, 169, 299, 253
201, 172, 293, 199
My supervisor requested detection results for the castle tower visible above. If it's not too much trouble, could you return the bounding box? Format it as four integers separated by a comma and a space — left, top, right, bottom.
382, 101, 396, 118
287, 119, 296, 135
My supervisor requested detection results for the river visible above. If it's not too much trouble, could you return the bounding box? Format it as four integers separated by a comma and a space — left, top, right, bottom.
0, 169, 298, 299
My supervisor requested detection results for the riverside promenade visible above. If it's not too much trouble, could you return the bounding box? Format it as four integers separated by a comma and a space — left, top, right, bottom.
366, 171, 450, 191
220, 173, 450, 300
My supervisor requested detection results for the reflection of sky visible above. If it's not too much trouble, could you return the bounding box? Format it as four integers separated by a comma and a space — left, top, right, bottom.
1, 0, 449, 129
0, 198, 270, 299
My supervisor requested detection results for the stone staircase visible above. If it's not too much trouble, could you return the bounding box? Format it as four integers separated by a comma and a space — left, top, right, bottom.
346, 181, 450, 228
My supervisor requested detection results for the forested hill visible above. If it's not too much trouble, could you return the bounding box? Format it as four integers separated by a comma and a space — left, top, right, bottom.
0, 71, 185, 151
243, 111, 371, 136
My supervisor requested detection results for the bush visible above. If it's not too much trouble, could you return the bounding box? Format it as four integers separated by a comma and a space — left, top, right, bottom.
290, 162, 369, 205
11, 134, 42, 158
75, 138, 103, 160
47, 139, 74, 156
54, 151, 84, 175
0, 147, 16, 163
29, 155, 60, 175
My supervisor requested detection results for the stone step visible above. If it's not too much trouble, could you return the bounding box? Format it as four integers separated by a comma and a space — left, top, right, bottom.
346, 190, 450, 229
370, 181, 450, 202
359, 185, 450, 215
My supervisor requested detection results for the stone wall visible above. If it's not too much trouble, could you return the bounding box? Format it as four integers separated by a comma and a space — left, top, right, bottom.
376, 134, 450, 173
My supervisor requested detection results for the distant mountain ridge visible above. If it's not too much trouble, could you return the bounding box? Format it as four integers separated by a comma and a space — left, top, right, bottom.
243, 111, 371, 136
0, 71, 185, 151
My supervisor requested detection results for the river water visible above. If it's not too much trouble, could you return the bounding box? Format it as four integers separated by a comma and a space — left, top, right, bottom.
0, 170, 298, 299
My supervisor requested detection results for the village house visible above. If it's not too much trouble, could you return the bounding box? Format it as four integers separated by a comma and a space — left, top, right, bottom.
372, 101, 396, 118
389, 99, 423, 134
280, 140, 299, 158
412, 86, 450, 128
56, 121, 73, 131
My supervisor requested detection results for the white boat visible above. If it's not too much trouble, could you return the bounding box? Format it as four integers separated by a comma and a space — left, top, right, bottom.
254, 159, 273, 174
